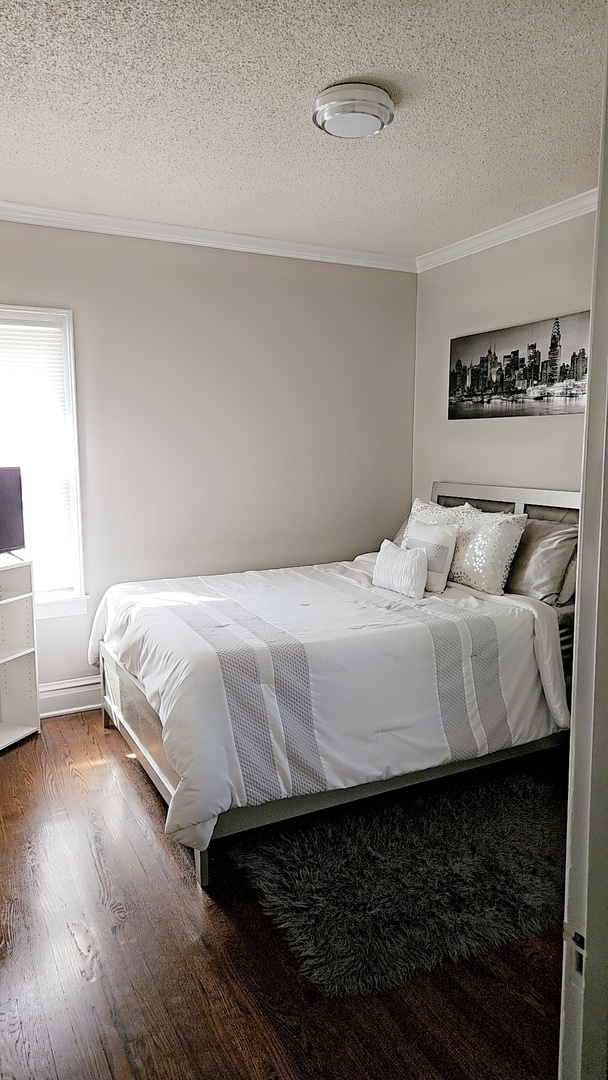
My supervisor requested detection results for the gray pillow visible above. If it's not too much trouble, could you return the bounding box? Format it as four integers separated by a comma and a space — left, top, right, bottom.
505, 519, 578, 604
557, 553, 577, 605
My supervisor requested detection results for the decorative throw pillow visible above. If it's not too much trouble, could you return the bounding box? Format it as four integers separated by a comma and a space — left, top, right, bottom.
448, 505, 527, 595
405, 520, 458, 593
557, 553, 578, 606
372, 540, 428, 599
505, 519, 578, 604
394, 497, 461, 547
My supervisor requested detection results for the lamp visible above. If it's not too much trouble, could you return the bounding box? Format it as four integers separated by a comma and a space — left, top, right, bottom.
312, 83, 394, 138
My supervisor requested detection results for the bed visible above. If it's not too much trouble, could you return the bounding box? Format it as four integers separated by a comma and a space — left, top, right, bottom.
89, 482, 580, 888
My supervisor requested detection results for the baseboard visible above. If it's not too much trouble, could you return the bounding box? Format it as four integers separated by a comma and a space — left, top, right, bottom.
40, 676, 102, 718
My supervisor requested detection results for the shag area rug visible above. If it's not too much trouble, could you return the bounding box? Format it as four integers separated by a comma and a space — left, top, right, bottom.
229, 766, 566, 996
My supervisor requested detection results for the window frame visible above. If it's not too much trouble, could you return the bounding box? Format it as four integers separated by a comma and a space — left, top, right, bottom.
0, 305, 87, 619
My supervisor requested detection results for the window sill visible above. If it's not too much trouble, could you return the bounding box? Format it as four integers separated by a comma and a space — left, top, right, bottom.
35, 595, 90, 620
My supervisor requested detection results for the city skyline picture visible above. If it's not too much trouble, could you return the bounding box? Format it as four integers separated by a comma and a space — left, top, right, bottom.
448, 309, 590, 420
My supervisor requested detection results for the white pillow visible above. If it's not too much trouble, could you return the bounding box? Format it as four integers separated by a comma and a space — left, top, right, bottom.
372, 540, 428, 599
405, 520, 458, 593
395, 497, 461, 547
448, 505, 527, 595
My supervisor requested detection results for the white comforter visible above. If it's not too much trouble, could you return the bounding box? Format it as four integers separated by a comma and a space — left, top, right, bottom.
88, 554, 570, 850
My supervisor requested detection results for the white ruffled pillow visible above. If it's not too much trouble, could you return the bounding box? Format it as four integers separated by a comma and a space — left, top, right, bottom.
448, 504, 527, 595
405, 520, 459, 593
373, 540, 428, 599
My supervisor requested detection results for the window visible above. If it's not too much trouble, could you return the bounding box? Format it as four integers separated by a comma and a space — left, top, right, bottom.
0, 306, 85, 617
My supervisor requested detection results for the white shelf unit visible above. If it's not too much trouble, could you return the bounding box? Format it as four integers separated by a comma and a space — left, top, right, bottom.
0, 557, 39, 750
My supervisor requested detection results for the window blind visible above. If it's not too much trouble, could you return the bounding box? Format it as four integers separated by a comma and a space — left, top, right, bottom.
0, 308, 83, 601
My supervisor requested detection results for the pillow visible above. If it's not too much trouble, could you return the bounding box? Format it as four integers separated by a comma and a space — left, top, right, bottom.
557, 552, 578, 606
405, 520, 458, 593
505, 519, 578, 604
394, 497, 461, 547
448, 505, 527, 595
372, 540, 428, 599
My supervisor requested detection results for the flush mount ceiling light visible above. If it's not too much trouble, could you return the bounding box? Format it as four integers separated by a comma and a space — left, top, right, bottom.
312, 82, 394, 138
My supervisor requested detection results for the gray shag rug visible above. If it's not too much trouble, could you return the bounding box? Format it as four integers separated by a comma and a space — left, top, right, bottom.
229, 767, 566, 996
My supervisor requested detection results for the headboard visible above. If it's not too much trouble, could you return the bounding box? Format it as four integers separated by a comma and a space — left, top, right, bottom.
430, 481, 580, 525
429, 483, 580, 694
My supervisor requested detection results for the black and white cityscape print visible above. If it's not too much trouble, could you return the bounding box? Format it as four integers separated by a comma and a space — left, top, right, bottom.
448, 310, 590, 419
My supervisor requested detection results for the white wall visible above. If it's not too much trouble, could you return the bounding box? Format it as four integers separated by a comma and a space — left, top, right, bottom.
5, 210, 591, 695
413, 213, 596, 499
0, 221, 417, 688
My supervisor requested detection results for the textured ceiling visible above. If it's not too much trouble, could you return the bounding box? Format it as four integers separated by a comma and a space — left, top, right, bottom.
0, 0, 605, 259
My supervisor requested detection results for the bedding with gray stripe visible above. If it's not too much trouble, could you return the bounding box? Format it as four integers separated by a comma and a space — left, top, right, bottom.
310, 567, 513, 755
87, 555, 569, 849
164, 573, 512, 803
167, 586, 326, 802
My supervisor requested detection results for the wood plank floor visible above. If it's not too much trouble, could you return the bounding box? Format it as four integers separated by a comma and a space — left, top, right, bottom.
0, 713, 564, 1080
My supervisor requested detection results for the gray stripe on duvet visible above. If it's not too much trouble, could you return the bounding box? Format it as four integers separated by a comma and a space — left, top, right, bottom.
304, 565, 494, 760
207, 597, 327, 797
168, 603, 283, 804
170, 578, 326, 798
423, 596, 512, 752
400, 607, 480, 760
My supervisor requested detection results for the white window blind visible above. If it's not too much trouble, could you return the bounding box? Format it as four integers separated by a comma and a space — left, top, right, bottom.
0, 306, 84, 612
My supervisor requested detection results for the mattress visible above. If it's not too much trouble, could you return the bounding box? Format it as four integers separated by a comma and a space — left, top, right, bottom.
88, 554, 570, 850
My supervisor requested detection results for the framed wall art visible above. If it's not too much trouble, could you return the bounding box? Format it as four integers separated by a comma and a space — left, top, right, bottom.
448, 310, 590, 419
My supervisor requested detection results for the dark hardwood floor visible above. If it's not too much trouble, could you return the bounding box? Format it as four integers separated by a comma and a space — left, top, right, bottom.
0, 713, 564, 1080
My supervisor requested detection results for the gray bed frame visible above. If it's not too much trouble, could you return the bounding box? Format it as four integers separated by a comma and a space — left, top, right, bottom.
100, 481, 580, 888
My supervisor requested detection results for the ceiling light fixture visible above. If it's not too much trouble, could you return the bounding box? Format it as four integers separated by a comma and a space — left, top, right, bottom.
312, 82, 394, 139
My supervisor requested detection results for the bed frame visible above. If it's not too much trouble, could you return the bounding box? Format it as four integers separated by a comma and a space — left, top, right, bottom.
100, 482, 580, 888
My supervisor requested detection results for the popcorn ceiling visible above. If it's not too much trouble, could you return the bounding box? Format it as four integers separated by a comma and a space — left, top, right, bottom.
0, 0, 604, 258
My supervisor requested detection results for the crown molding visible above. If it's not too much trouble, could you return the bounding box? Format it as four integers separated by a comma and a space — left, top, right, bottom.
0, 199, 417, 273
415, 189, 598, 273
0, 190, 596, 275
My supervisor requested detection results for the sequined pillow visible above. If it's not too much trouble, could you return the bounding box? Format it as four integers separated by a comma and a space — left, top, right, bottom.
448, 505, 527, 595
394, 498, 461, 547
